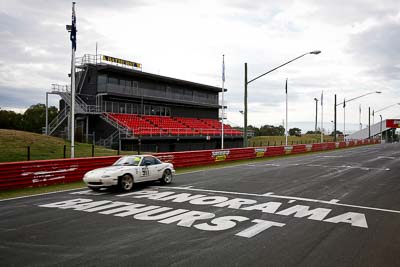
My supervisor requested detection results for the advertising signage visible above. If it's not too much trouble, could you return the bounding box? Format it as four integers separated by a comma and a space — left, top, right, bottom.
386, 119, 400, 128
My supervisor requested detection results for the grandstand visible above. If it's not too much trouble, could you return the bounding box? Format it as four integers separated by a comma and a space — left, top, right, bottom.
45, 54, 243, 152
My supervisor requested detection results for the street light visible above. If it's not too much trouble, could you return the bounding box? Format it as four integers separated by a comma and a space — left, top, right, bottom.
375, 103, 400, 113
314, 98, 318, 132
372, 103, 400, 128
243, 50, 321, 147
334, 91, 381, 140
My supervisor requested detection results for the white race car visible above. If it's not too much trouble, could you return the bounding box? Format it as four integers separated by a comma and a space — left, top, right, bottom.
83, 155, 175, 191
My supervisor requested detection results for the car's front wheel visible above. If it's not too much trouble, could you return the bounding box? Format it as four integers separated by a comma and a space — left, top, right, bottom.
88, 186, 102, 192
159, 169, 172, 185
119, 174, 134, 191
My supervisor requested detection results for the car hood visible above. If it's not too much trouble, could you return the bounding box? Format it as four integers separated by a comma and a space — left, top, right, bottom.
86, 166, 133, 175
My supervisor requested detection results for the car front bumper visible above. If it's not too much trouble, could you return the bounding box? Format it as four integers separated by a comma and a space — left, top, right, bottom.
83, 174, 119, 188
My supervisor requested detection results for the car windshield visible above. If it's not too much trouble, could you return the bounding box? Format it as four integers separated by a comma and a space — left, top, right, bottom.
113, 156, 142, 166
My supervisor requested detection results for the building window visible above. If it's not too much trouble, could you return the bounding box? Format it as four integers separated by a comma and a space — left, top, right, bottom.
98, 75, 107, 84
108, 77, 119, 85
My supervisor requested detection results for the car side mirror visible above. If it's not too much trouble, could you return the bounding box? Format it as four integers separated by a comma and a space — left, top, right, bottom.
144, 161, 151, 166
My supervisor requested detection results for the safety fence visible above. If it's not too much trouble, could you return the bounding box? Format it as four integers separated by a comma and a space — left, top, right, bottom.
0, 139, 379, 190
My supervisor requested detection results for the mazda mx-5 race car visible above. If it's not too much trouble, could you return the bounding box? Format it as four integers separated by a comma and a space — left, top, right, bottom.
83, 155, 175, 191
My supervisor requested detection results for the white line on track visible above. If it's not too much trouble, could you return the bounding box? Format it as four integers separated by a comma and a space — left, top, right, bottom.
0, 187, 86, 202
157, 186, 400, 215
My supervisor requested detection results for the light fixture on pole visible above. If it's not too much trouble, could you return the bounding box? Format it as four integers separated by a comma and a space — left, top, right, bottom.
375, 103, 400, 113
336, 91, 381, 140
243, 50, 321, 147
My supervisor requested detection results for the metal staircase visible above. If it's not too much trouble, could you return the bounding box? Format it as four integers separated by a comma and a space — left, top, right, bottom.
97, 113, 134, 148
48, 107, 69, 135
47, 84, 100, 137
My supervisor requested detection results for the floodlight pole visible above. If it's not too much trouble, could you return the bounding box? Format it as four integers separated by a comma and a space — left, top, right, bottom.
243, 50, 321, 147
285, 79, 288, 146
71, 46, 76, 158
45, 92, 49, 135
221, 54, 225, 149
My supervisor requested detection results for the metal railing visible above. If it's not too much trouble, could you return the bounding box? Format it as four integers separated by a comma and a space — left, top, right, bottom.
127, 127, 243, 137
97, 84, 219, 106
100, 113, 133, 136
75, 54, 142, 71
48, 107, 69, 135
51, 84, 100, 114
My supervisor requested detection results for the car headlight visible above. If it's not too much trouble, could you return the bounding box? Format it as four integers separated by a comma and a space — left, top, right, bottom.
101, 175, 111, 178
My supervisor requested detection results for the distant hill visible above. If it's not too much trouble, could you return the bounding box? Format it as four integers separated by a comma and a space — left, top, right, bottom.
0, 129, 129, 163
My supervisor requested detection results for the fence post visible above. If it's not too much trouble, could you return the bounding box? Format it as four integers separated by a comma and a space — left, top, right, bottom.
27, 146, 30, 161
63, 145, 66, 158
92, 144, 95, 157
138, 139, 141, 155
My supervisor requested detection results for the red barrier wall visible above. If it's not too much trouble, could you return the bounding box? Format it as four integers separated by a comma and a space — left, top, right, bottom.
0, 140, 380, 191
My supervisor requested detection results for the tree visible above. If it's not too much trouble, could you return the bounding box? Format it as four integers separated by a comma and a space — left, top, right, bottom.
259, 125, 285, 136
0, 109, 24, 130
306, 130, 321, 134
247, 125, 260, 136
289, 127, 302, 136
22, 104, 58, 133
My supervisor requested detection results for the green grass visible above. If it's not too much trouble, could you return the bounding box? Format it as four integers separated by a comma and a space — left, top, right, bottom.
249, 134, 342, 147
0, 129, 136, 163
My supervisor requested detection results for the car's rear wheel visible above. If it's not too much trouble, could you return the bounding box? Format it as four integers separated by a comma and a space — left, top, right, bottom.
160, 169, 172, 185
119, 174, 134, 191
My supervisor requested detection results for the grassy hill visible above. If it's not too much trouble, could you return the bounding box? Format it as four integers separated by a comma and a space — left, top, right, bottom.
0, 129, 134, 163
249, 134, 339, 146
0, 129, 341, 163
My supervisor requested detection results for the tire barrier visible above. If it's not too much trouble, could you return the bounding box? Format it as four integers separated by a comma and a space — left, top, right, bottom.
0, 139, 379, 191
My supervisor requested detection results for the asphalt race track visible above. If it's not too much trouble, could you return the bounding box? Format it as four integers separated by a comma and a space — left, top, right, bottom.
1, 143, 400, 267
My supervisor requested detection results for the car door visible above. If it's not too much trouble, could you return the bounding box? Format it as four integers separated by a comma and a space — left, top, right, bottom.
140, 156, 157, 181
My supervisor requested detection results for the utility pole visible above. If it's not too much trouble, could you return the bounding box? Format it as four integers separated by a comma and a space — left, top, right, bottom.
244, 63, 248, 147
368, 107, 371, 140
334, 94, 337, 141
314, 98, 318, 132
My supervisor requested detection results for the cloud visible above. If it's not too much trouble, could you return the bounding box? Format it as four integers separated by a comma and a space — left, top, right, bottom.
0, 0, 399, 130
347, 13, 400, 80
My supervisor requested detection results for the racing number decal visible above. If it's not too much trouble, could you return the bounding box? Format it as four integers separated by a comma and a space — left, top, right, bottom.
142, 167, 150, 177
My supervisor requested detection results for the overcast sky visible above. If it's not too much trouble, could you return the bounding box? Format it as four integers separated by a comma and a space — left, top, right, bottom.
1, 0, 399, 132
